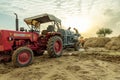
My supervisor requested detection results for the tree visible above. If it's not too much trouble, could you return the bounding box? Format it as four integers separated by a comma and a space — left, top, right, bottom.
96, 28, 112, 37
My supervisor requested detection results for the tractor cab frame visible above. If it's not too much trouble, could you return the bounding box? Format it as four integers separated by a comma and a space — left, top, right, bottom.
24, 13, 62, 34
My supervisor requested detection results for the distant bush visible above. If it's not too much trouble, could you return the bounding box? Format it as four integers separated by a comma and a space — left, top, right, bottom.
96, 28, 112, 37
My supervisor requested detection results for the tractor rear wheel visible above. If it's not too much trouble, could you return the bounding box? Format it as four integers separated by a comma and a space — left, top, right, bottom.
74, 42, 80, 51
12, 47, 34, 67
47, 36, 63, 58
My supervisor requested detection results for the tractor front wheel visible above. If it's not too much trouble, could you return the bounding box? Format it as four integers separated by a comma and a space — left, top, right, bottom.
12, 47, 34, 67
47, 36, 63, 58
74, 42, 81, 51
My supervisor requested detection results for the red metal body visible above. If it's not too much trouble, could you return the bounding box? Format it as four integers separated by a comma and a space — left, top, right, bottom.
0, 13, 64, 67
0, 30, 38, 51
0, 29, 61, 61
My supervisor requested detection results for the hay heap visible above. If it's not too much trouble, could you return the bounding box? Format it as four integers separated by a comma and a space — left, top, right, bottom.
105, 36, 120, 50
84, 37, 110, 47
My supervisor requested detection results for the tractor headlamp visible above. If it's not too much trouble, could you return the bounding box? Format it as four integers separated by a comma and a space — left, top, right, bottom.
8, 36, 13, 41
73, 36, 79, 42
74, 36, 78, 40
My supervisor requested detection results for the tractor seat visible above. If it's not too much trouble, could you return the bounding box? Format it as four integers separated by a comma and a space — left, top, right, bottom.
41, 25, 55, 35
47, 25, 55, 32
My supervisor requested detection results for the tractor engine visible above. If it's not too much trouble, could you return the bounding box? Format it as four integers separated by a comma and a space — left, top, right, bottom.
0, 30, 39, 61
57, 29, 80, 49
0, 30, 39, 51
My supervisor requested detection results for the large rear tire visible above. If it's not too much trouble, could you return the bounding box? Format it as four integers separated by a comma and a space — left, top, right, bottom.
47, 36, 63, 58
12, 47, 34, 67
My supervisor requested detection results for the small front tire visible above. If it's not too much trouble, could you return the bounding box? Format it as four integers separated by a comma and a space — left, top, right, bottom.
12, 47, 34, 67
74, 42, 81, 51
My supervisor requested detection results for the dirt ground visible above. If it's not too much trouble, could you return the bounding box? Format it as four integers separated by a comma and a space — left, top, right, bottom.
0, 48, 120, 80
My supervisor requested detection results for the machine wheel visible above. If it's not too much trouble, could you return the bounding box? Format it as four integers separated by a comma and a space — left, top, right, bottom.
74, 42, 80, 51
47, 36, 63, 58
12, 47, 34, 67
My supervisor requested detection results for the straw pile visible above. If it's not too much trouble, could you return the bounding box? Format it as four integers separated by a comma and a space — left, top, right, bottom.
84, 37, 110, 47
105, 36, 120, 50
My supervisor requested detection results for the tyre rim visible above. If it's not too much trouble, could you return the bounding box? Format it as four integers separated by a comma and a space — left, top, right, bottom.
18, 51, 31, 65
54, 40, 62, 54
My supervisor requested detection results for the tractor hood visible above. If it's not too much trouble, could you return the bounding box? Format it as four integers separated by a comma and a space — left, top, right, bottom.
24, 13, 61, 28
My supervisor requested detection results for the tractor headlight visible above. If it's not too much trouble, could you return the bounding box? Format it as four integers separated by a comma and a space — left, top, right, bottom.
8, 36, 13, 41
74, 36, 78, 40
73, 36, 78, 42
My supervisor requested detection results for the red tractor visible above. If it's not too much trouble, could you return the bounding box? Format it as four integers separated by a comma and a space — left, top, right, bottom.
0, 13, 63, 67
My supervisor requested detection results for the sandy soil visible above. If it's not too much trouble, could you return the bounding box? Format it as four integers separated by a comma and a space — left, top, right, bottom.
0, 48, 120, 80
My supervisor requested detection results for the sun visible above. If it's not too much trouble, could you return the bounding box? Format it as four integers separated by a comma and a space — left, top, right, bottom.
62, 15, 92, 33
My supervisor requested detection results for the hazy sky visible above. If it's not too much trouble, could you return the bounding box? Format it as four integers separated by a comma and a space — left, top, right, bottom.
0, 0, 120, 37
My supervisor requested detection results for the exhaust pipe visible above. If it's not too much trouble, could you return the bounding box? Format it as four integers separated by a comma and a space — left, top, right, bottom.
14, 13, 19, 31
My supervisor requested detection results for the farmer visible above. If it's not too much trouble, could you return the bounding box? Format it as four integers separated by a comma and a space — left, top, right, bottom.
73, 28, 79, 34
67, 27, 71, 30
79, 36, 85, 48
73, 27, 80, 36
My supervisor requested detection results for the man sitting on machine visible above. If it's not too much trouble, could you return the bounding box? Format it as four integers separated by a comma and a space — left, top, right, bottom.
42, 25, 55, 35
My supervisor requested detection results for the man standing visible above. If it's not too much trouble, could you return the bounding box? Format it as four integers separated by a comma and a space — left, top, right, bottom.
73, 27, 80, 36
79, 36, 85, 48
